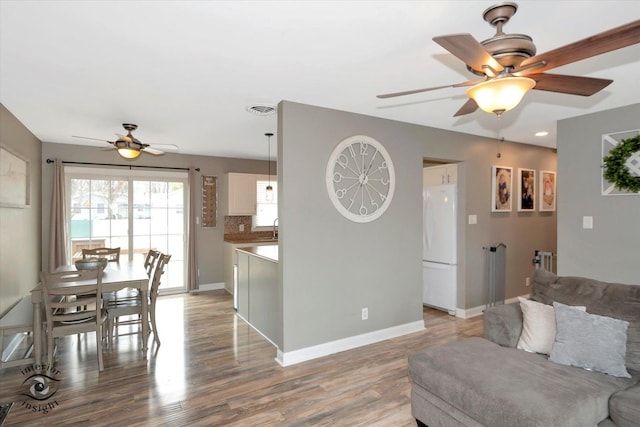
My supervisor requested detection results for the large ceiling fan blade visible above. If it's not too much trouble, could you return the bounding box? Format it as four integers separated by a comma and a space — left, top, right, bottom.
532, 73, 613, 96
142, 147, 165, 156
433, 33, 504, 75
152, 144, 179, 151
453, 98, 479, 117
72, 135, 113, 144
518, 20, 640, 74
377, 80, 479, 99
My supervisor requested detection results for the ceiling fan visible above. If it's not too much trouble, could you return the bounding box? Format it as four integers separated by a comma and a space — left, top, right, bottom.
73, 123, 177, 159
377, 2, 640, 117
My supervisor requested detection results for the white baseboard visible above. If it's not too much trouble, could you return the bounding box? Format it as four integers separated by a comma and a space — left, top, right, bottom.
194, 282, 225, 292
455, 294, 529, 319
455, 305, 485, 319
275, 320, 425, 367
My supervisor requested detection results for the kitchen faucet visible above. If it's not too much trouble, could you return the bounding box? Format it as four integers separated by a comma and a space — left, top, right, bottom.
273, 218, 279, 240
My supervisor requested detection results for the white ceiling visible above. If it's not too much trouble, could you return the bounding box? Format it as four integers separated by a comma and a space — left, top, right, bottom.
1, 1, 639, 160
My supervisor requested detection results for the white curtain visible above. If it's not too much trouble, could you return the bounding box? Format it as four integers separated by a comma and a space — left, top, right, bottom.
187, 167, 198, 291
48, 159, 68, 272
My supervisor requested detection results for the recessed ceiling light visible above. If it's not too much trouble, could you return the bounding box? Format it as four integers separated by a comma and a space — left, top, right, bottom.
246, 104, 277, 116
535, 131, 549, 137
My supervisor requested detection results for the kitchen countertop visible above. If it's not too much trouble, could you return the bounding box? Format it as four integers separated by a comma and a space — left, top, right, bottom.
224, 232, 278, 244
236, 245, 278, 263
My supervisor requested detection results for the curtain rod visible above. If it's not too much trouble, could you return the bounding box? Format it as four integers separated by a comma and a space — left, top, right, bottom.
46, 159, 199, 172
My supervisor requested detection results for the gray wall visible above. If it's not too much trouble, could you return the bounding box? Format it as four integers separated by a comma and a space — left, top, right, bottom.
415, 126, 558, 309
557, 103, 640, 284
41, 142, 270, 286
278, 101, 557, 353
0, 104, 42, 316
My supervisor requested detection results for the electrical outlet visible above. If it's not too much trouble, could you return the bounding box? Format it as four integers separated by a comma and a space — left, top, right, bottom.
525, 277, 531, 287
362, 307, 368, 320
239, 224, 244, 232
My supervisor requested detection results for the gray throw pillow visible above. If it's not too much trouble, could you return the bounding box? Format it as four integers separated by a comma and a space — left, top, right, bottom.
550, 302, 631, 378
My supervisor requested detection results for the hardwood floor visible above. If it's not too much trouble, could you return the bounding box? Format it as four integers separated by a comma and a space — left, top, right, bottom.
0, 291, 482, 426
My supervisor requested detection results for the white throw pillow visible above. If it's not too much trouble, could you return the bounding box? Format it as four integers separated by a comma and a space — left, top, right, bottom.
517, 297, 585, 355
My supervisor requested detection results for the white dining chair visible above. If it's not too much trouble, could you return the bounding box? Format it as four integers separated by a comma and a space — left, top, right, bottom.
105, 253, 171, 348
40, 268, 107, 371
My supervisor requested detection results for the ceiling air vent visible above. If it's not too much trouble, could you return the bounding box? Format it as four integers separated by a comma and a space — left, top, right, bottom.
246, 104, 276, 116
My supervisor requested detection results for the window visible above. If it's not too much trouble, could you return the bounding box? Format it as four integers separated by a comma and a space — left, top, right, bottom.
66, 166, 188, 292
254, 179, 278, 228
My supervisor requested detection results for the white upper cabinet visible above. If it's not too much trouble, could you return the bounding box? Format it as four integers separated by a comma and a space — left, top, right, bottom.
423, 164, 457, 186
227, 173, 257, 215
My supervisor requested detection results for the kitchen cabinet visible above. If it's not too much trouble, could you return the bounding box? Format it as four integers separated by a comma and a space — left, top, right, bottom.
423, 164, 457, 186
227, 173, 257, 215
236, 247, 279, 346
236, 251, 250, 319
224, 240, 276, 294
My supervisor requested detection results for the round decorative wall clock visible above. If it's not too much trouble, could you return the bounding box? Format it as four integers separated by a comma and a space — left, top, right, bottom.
325, 135, 395, 223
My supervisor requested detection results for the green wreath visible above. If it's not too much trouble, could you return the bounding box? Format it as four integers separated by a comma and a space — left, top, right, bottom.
603, 134, 640, 193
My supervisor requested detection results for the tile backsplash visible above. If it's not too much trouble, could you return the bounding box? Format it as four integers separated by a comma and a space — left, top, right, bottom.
224, 216, 252, 234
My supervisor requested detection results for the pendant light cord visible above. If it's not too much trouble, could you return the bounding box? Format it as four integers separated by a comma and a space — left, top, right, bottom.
265, 132, 274, 188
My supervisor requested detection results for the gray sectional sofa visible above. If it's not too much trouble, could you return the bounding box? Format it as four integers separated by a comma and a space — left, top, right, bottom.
409, 269, 640, 427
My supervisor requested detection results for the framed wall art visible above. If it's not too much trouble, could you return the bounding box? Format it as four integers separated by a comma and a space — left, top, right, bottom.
0, 145, 30, 208
539, 170, 556, 212
201, 175, 217, 228
491, 165, 512, 212
517, 168, 536, 211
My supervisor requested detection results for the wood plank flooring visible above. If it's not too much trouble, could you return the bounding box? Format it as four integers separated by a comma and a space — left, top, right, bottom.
0, 291, 482, 426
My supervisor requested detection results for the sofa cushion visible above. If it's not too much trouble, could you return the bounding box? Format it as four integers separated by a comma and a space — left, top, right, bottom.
483, 302, 522, 348
409, 337, 637, 427
530, 268, 640, 372
550, 302, 630, 378
609, 383, 640, 427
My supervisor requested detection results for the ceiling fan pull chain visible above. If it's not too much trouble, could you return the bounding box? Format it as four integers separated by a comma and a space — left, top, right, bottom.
495, 123, 504, 159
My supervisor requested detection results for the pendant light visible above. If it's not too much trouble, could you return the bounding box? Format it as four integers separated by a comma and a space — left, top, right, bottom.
265, 132, 274, 201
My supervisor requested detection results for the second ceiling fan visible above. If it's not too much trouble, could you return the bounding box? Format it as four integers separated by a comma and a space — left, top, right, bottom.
377, 2, 640, 117
73, 123, 177, 160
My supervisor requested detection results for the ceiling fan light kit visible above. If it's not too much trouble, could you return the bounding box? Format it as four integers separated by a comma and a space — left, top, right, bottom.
376, 2, 640, 119
467, 76, 536, 115
115, 144, 142, 159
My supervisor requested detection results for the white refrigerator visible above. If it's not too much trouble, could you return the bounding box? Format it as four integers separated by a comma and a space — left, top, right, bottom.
423, 182, 457, 315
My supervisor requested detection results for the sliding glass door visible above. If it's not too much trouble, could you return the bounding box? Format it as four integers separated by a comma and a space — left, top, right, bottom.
132, 180, 185, 291
66, 167, 187, 292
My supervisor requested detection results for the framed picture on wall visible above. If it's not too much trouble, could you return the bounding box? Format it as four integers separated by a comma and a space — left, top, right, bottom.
517, 168, 536, 211
491, 165, 512, 212
0, 145, 30, 208
539, 170, 556, 211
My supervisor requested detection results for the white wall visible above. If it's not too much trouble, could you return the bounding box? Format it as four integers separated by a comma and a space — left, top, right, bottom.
557, 103, 640, 284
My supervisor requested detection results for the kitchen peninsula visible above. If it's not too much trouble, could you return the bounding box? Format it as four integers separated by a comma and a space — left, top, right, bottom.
235, 244, 279, 346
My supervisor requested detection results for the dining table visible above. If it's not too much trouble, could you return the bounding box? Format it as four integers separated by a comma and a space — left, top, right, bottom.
30, 261, 150, 365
